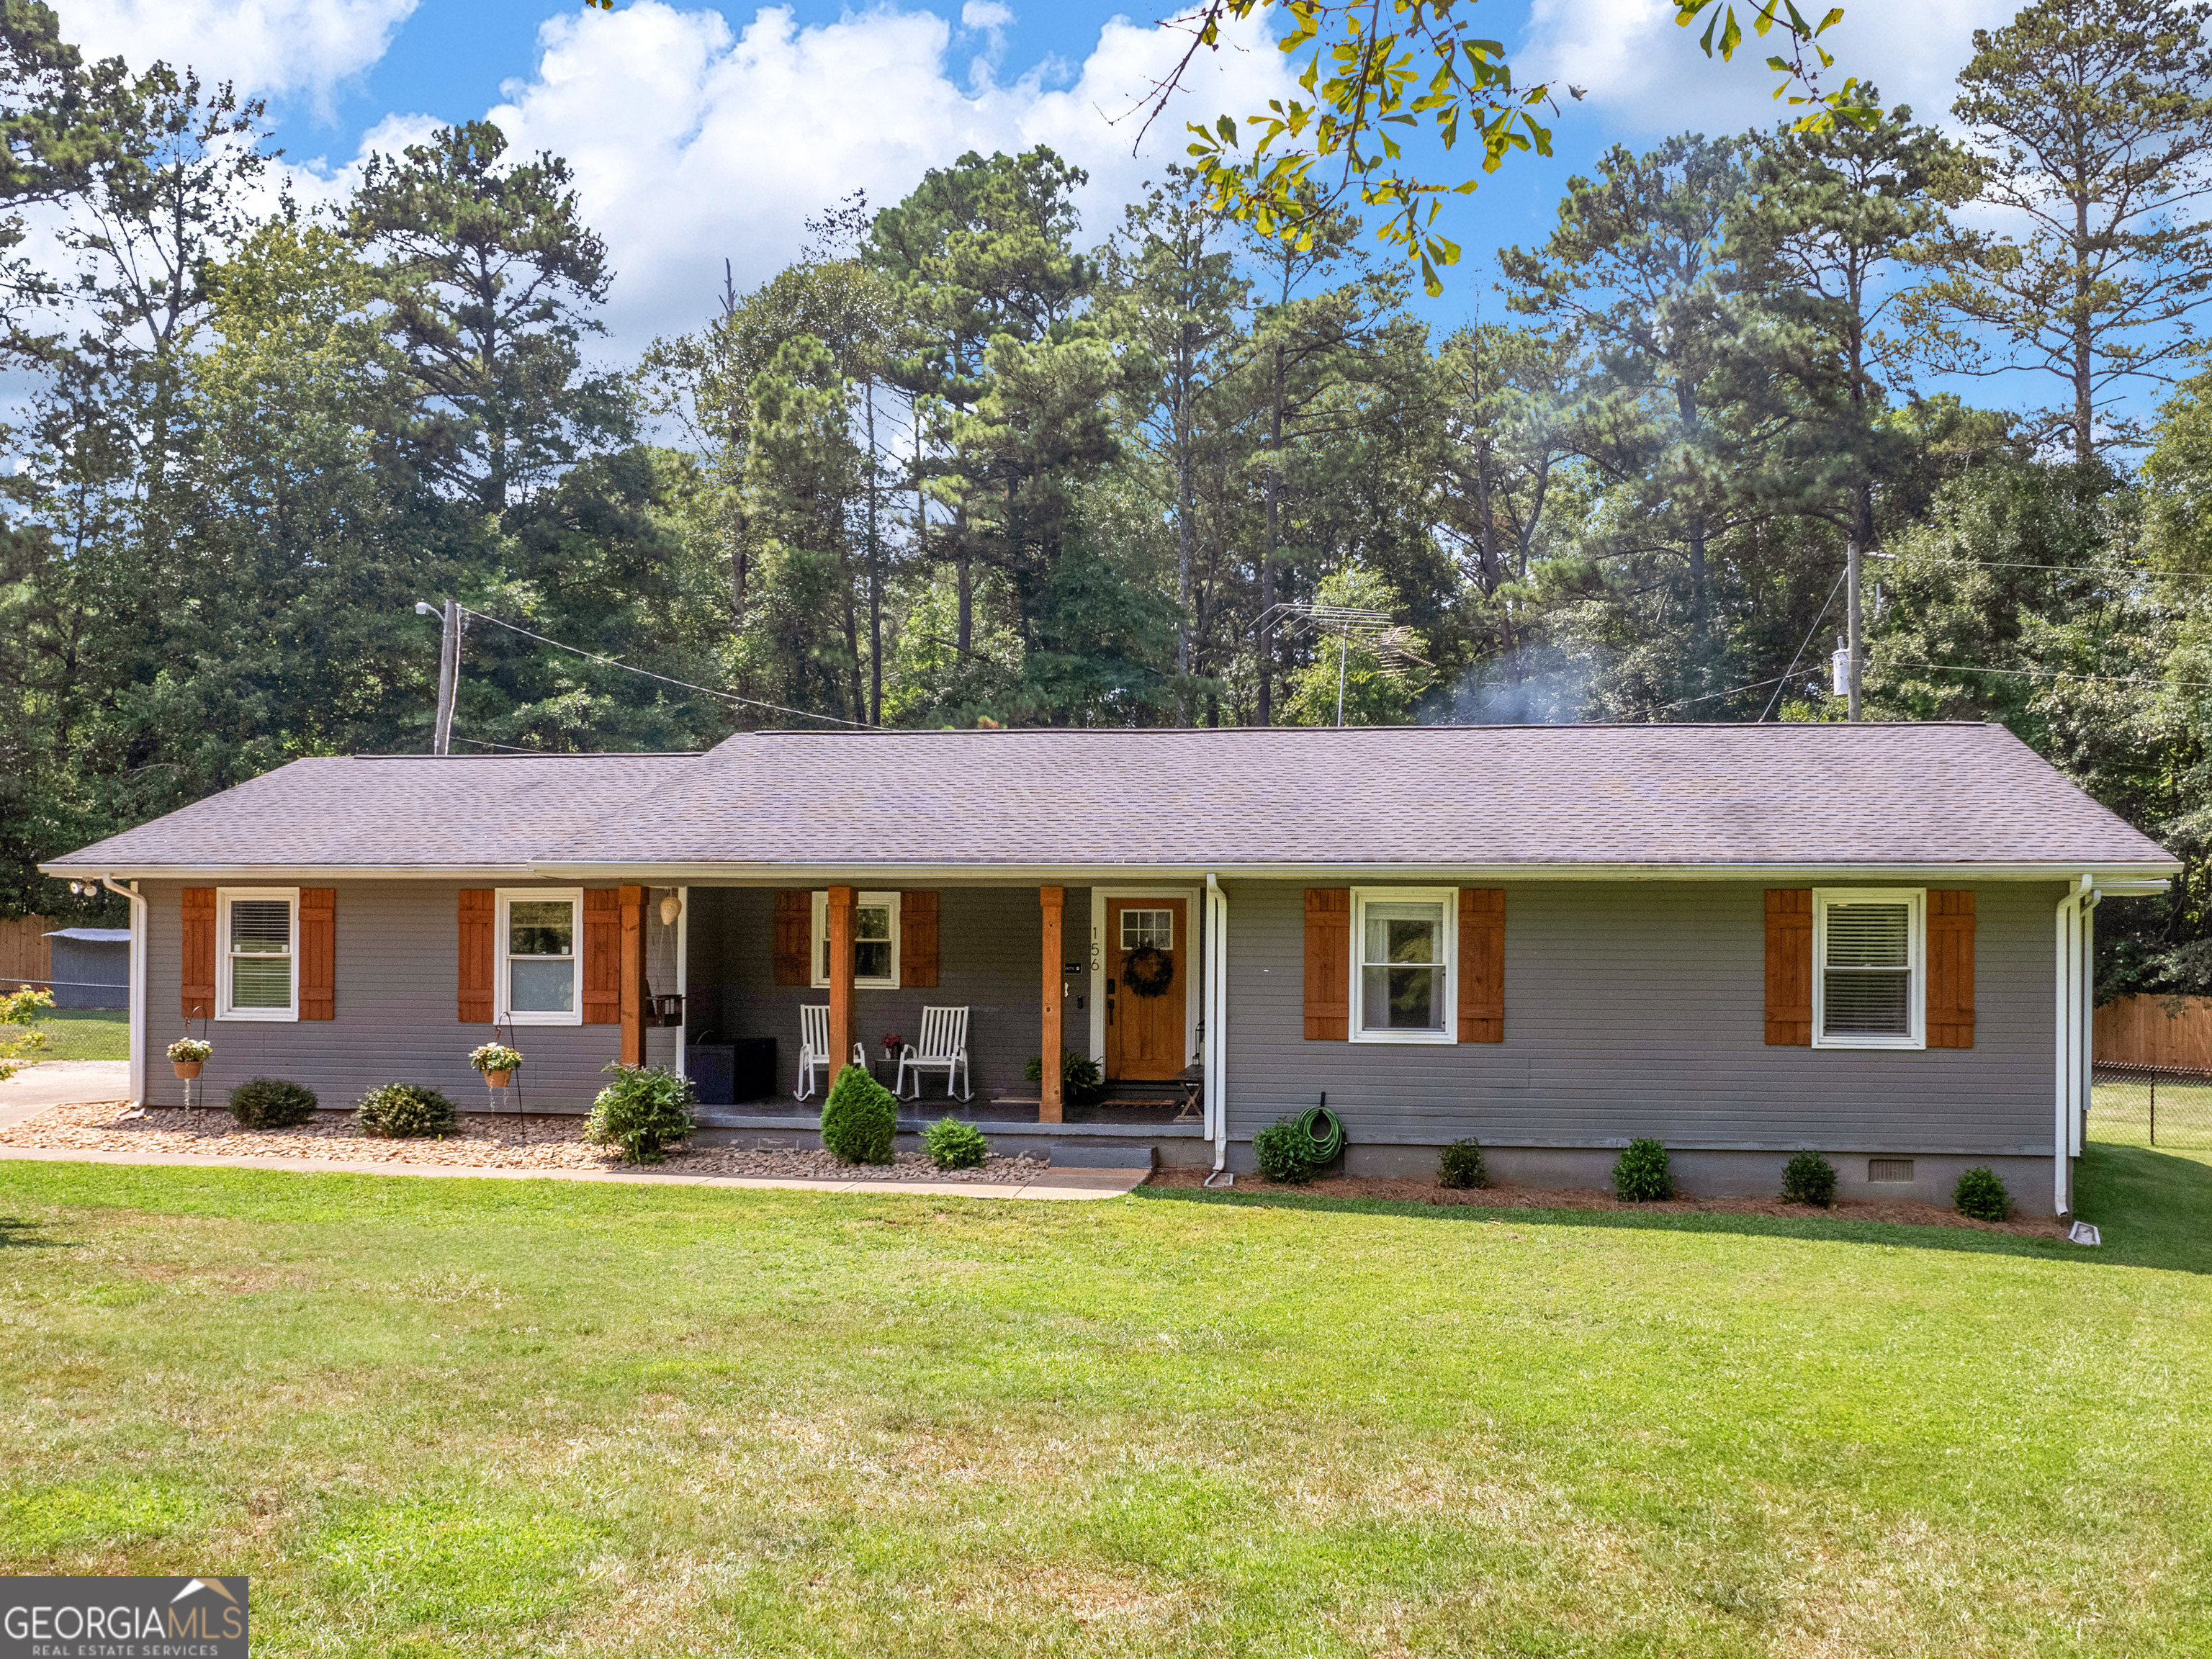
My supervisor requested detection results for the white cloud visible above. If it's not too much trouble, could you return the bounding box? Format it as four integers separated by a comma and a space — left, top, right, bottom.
458, 1, 1298, 351
960, 1, 1014, 29
1519, 0, 2010, 137
55, 0, 418, 108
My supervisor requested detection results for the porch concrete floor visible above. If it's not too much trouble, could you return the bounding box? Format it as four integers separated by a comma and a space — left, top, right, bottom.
711, 1094, 1196, 1129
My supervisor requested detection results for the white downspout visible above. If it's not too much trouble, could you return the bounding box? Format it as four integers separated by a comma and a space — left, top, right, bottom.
2054, 875, 2099, 1218
2078, 886, 2100, 1161
1202, 873, 1232, 1186
100, 875, 147, 1110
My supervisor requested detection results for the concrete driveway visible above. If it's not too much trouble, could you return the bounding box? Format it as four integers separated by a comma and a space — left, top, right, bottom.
0, 1060, 130, 1130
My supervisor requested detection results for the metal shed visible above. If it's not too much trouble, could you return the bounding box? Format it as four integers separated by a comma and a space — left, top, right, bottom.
42, 927, 130, 1009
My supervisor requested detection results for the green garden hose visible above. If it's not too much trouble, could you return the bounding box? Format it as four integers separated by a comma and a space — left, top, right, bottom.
1298, 1104, 1345, 1165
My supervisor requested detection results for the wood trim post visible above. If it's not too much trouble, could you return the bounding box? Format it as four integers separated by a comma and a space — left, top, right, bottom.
827, 885, 856, 1082
619, 885, 646, 1066
1040, 886, 1064, 1123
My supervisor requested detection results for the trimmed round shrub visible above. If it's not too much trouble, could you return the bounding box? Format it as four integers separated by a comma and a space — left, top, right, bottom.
228, 1077, 317, 1129
1780, 1151, 1838, 1208
356, 1083, 460, 1140
924, 1115, 989, 1170
1252, 1116, 1318, 1184
1612, 1138, 1673, 1202
585, 1064, 696, 1164
1954, 1166, 2011, 1222
1439, 1138, 1488, 1190
820, 1064, 897, 1164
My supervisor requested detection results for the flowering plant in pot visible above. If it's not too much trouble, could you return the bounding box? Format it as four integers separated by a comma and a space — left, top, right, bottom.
468, 1042, 524, 1087
881, 1031, 902, 1061
166, 1037, 212, 1079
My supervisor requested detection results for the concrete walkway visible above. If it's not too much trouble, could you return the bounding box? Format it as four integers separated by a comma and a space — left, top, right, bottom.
0, 1061, 130, 1130
0, 1144, 1143, 1200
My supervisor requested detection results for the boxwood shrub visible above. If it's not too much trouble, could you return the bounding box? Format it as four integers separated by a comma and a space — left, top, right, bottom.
356, 1083, 459, 1140
1612, 1138, 1673, 1202
1954, 1166, 2011, 1222
228, 1077, 317, 1129
1252, 1116, 1318, 1184
585, 1064, 696, 1164
923, 1116, 988, 1170
820, 1064, 897, 1164
1439, 1138, 1488, 1189
1780, 1151, 1838, 1208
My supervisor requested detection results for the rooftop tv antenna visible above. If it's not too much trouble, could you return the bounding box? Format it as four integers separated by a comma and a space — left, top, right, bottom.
1254, 602, 1434, 727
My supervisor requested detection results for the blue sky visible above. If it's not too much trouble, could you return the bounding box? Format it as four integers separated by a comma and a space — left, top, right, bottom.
57, 0, 2020, 368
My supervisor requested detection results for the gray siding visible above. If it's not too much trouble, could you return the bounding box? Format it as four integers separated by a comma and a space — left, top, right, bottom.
143, 879, 631, 1112
1222, 879, 2062, 1156
686, 885, 1089, 1100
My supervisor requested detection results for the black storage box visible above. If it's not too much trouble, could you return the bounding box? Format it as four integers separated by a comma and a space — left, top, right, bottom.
687, 1038, 778, 1106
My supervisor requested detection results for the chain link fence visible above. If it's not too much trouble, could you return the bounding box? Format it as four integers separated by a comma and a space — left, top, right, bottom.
2091, 1064, 2212, 1151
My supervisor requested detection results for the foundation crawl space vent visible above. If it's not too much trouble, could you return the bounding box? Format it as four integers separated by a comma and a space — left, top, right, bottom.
1867, 1158, 1915, 1184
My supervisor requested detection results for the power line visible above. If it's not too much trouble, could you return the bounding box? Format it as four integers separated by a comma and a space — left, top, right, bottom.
1887, 660, 2212, 691
456, 606, 872, 729
1760, 565, 1850, 722
1869, 554, 2212, 580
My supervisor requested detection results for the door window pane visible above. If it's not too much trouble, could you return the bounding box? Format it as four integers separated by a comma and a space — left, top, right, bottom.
1120, 909, 1173, 950
1359, 900, 1444, 1032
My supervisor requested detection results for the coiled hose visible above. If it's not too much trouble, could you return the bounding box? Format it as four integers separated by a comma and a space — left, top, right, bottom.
1298, 1104, 1345, 1166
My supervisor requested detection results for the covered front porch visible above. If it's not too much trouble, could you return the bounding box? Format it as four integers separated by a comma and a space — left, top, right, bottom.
629, 881, 1226, 1151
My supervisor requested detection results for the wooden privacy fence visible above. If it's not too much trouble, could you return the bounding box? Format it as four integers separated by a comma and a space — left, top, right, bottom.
0, 916, 53, 991
2094, 994, 2212, 1071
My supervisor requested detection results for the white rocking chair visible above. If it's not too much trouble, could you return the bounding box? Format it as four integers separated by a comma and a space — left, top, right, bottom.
794, 1004, 868, 1101
896, 1005, 972, 1101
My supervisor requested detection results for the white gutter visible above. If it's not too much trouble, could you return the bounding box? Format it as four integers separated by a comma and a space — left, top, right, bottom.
2053, 874, 2106, 1218
1202, 873, 1232, 1187
99, 876, 147, 1110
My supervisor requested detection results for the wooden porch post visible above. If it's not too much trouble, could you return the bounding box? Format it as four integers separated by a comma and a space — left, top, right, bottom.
1040, 886, 1064, 1124
619, 885, 646, 1066
827, 885, 856, 1083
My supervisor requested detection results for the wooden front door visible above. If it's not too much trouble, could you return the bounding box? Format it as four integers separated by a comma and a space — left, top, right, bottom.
1106, 897, 1188, 1082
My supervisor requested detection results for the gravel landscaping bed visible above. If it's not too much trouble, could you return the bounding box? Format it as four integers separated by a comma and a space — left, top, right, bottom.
1147, 1164, 2075, 1238
0, 1101, 1051, 1182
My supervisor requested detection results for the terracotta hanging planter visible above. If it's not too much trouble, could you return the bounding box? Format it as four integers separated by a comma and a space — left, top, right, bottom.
171, 1059, 202, 1080
483, 1069, 513, 1089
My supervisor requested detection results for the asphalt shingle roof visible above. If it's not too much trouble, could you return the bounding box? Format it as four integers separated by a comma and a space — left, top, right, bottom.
44, 723, 2173, 876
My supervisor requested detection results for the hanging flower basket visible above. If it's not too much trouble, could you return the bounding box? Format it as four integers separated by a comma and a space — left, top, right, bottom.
167, 1037, 211, 1079
469, 1043, 524, 1089
1121, 945, 1174, 998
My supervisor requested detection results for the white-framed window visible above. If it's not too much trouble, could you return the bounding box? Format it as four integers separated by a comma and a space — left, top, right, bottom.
1813, 888, 1925, 1050
811, 890, 900, 989
1120, 908, 1173, 950
498, 888, 583, 1025
1350, 886, 1455, 1043
217, 887, 298, 1021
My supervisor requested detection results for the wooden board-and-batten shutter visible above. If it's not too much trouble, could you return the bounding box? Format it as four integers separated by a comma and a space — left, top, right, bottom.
901, 891, 940, 988
1926, 889, 1976, 1049
1303, 889, 1350, 1040
1763, 889, 1813, 1046
582, 889, 621, 1024
181, 887, 216, 1020
773, 889, 811, 986
1457, 889, 1505, 1043
458, 890, 495, 1023
299, 889, 336, 1020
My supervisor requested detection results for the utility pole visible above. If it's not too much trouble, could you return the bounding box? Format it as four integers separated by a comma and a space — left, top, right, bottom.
433, 599, 459, 755
1845, 539, 1863, 721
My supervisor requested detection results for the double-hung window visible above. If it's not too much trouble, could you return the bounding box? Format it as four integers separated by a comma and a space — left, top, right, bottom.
498, 889, 582, 1025
812, 891, 900, 989
217, 888, 298, 1020
1812, 888, 1924, 1049
1349, 887, 1455, 1043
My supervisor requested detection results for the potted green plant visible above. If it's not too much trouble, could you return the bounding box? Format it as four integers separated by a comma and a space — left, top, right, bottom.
468, 1042, 524, 1089
167, 1037, 212, 1079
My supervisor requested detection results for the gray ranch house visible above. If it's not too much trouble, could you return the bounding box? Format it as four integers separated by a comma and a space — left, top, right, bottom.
42, 722, 2175, 1215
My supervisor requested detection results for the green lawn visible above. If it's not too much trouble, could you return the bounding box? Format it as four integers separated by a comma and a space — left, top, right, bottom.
12, 1007, 128, 1063
0, 1147, 2207, 1657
